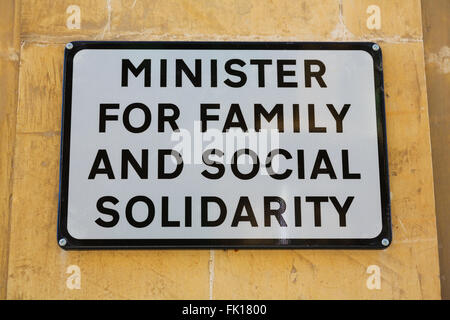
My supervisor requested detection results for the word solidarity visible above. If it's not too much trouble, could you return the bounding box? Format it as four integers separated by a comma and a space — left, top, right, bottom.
59, 42, 390, 249
95, 195, 355, 229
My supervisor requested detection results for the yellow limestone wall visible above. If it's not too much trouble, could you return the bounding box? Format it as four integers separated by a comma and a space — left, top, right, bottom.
0, 0, 441, 299
422, 0, 450, 298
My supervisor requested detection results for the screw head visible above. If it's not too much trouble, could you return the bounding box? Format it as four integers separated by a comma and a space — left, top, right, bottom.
59, 238, 67, 247
66, 43, 73, 50
381, 238, 390, 247
372, 43, 380, 51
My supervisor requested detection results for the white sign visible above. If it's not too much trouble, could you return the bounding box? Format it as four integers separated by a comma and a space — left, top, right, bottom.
58, 42, 391, 249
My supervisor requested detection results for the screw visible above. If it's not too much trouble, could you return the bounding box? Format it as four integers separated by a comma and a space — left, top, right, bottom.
59, 238, 67, 247
66, 43, 73, 50
372, 43, 380, 51
381, 238, 390, 247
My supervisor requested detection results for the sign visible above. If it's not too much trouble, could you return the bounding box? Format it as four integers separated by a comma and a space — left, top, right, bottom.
58, 41, 391, 249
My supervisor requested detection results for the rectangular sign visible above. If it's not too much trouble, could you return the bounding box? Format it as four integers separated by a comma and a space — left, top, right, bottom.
58, 41, 391, 249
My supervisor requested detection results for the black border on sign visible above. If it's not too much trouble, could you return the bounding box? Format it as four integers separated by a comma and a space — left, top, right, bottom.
57, 41, 391, 250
